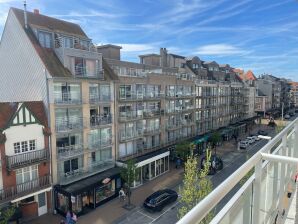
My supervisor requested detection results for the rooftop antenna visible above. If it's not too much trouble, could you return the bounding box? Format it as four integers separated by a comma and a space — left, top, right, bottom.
23, 0, 28, 29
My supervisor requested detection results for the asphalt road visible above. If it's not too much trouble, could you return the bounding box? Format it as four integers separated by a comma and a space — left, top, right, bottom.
115, 128, 277, 224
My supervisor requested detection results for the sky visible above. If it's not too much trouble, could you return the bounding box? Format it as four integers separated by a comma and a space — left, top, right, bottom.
0, 0, 298, 81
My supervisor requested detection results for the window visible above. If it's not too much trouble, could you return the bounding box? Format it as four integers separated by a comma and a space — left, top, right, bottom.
14, 142, 20, 154
21, 196, 35, 204
64, 36, 73, 48
21, 141, 28, 153
16, 165, 38, 185
64, 158, 79, 174
29, 140, 36, 151
38, 31, 52, 48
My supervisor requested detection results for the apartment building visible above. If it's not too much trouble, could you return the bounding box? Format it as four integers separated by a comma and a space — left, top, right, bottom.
98, 45, 196, 187
289, 82, 298, 109
0, 8, 120, 216
0, 102, 51, 221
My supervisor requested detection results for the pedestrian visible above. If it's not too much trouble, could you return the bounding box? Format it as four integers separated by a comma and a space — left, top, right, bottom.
119, 188, 126, 201
72, 212, 77, 223
66, 210, 75, 224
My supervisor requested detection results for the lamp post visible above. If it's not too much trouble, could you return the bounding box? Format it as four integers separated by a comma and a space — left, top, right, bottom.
281, 102, 284, 121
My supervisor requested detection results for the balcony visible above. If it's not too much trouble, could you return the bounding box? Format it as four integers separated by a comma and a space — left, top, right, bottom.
88, 138, 112, 150
54, 92, 81, 105
178, 118, 298, 224
143, 127, 161, 135
59, 160, 114, 185
166, 122, 181, 130
89, 94, 111, 104
143, 109, 163, 118
55, 117, 84, 133
143, 92, 163, 100
119, 129, 143, 142
119, 111, 143, 122
0, 175, 51, 203
181, 120, 195, 126
57, 144, 84, 160
118, 92, 144, 101
6, 149, 50, 170
90, 114, 112, 127
75, 66, 104, 80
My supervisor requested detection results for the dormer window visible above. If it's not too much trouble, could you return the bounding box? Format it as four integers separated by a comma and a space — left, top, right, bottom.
64, 36, 74, 48
38, 30, 52, 48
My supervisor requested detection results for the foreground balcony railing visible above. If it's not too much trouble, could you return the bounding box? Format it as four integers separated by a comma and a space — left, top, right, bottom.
6, 149, 50, 170
0, 175, 51, 203
59, 160, 114, 185
178, 118, 298, 224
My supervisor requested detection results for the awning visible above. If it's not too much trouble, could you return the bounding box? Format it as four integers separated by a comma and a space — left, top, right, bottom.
11, 187, 52, 203
193, 134, 210, 144
58, 167, 120, 195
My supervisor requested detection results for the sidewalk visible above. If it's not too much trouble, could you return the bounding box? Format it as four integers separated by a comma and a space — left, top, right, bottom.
28, 164, 184, 224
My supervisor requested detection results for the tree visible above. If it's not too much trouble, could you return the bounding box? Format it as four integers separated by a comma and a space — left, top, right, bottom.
209, 132, 221, 155
178, 150, 213, 223
0, 206, 15, 224
175, 140, 192, 161
120, 159, 140, 209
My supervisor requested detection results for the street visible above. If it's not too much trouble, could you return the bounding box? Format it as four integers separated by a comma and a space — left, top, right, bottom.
115, 126, 276, 224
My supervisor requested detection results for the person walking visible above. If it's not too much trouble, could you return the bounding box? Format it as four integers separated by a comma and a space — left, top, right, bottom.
119, 188, 126, 202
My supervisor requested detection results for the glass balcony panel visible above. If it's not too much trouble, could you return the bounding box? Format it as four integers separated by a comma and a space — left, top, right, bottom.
90, 114, 112, 127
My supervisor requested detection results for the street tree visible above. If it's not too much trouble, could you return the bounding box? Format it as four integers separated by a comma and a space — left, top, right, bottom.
120, 159, 140, 209
178, 149, 213, 223
175, 140, 192, 161
209, 131, 221, 155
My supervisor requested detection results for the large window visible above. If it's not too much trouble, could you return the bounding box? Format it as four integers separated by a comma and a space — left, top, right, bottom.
95, 180, 115, 203
38, 30, 52, 48
16, 165, 38, 185
74, 57, 97, 77
14, 140, 36, 154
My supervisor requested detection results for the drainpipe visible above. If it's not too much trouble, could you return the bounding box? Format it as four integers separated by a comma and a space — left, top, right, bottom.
23, 0, 28, 29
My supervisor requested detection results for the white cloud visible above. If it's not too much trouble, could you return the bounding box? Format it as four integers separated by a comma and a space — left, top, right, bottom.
195, 44, 249, 56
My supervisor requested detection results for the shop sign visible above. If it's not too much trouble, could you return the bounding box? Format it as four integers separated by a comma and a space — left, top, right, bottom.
71, 196, 76, 203
102, 178, 111, 184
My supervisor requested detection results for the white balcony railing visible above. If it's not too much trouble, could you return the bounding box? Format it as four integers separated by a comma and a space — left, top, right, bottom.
55, 117, 84, 132
54, 92, 81, 104
178, 118, 298, 224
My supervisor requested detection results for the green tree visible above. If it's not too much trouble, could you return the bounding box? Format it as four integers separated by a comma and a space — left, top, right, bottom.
178, 149, 213, 223
120, 159, 140, 208
209, 132, 221, 155
0, 206, 15, 224
175, 140, 192, 161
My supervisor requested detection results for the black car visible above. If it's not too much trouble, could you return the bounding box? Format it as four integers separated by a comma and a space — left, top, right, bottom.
200, 155, 223, 175
143, 189, 178, 212
258, 130, 268, 136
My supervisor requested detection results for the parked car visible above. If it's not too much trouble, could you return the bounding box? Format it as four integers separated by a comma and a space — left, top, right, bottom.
201, 155, 223, 175
240, 140, 249, 149
284, 114, 290, 119
143, 189, 178, 212
258, 130, 268, 136
246, 137, 255, 144
250, 135, 260, 141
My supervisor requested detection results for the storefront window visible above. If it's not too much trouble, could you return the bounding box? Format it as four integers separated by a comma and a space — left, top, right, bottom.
95, 180, 115, 203
150, 161, 156, 179
165, 156, 169, 172
161, 158, 165, 173
57, 193, 69, 213
71, 195, 82, 214
134, 168, 142, 186
156, 159, 161, 176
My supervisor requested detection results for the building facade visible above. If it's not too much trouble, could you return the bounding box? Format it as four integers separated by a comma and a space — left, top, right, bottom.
0, 102, 51, 221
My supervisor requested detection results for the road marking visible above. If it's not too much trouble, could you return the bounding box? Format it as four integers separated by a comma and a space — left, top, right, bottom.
149, 201, 180, 223
137, 210, 155, 220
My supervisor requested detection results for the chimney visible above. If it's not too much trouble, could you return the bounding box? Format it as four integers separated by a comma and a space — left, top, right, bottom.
34, 9, 39, 14
23, 0, 28, 29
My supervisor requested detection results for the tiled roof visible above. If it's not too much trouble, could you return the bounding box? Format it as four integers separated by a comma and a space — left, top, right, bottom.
12, 7, 87, 38
0, 101, 48, 131
245, 70, 257, 80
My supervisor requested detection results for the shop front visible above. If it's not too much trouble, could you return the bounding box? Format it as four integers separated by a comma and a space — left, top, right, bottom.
54, 167, 121, 216
118, 150, 170, 188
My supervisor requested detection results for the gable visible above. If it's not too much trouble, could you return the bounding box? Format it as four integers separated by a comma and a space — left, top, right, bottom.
11, 103, 40, 126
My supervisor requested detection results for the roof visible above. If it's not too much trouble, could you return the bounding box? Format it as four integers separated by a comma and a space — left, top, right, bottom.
97, 44, 122, 49
203, 61, 218, 66
169, 53, 185, 59
245, 70, 257, 80
12, 7, 87, 38
0, 101, 48, 131
139, 53, 161, 58
12, 8, 74, 77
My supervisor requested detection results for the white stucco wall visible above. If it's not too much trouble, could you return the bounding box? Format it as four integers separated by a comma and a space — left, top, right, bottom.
4, 124, 45, 156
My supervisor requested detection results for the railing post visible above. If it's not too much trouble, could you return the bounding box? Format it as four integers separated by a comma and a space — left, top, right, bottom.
252, 160, 262, 224
295, 120, 298, 158
277, 135, 287, 219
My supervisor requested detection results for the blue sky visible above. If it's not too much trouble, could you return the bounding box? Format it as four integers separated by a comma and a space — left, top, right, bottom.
0, 0, 298, 80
